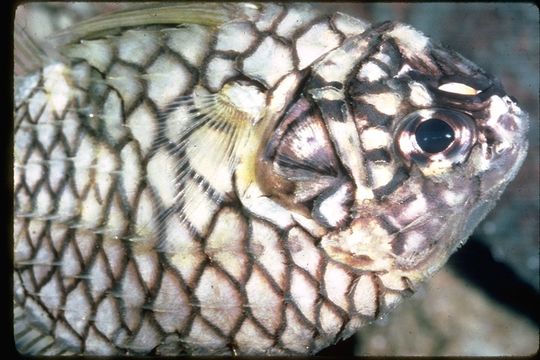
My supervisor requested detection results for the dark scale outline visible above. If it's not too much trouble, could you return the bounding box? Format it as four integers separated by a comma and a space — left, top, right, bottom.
312, 258, 350, 347
327, 13, 348, 44
275, 227, 322, 350
291, 15, 346, 71
30, 223, 61, 291
115, 257, 149, 336
160, 23, 211, 72
45, 129, 74, 198
213, 24, 259, 60
51, 315, 84, 352
105, 60, 146, 120
244, 227, 289, 328
197, 20, 263, 94
237, 32, 295, 90
347, 272, 381, 322
23, 128, 49, 195
233, 219, 282, 343
147, 264, 194, 352
26, 92, 49, 125
15, 69, 44, 128
187, 168, 227, 205
187, 206, 249, 347
143, 48, 199, 112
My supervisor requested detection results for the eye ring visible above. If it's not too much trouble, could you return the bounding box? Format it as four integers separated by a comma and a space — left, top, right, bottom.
395, 108, 477, 169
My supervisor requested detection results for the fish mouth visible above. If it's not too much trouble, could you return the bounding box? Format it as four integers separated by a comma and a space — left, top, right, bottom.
477, 102, 529, 196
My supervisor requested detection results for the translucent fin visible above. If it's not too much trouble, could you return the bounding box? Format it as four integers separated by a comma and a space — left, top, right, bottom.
52, 3, 261, 45
153, 84, 264, 248
14, 22, 48, 76
13, 302, 67, 355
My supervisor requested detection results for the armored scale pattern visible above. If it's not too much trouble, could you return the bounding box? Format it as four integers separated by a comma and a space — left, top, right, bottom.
13, 3, 529, 355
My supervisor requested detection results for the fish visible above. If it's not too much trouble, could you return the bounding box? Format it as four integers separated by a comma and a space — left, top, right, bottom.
13, 2, 529, 356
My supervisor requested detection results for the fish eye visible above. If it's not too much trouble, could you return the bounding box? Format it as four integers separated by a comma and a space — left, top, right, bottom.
396, 108, 476, 169
414, 118, 455, 153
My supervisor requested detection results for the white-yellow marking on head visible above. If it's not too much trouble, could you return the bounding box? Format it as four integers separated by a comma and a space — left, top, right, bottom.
317, 184, 349, 227
442, 189, 467, 207
362, 92, 401, 115
401, 195, 428, 223
409, 82, 433, 107
402, 231, 426, 253
360, 127, 391, 150
388, 24, 428, 55
357, 62, 387, 82
438, 82, 479, 95
321, 219, 393, 272
370, 163, 394, 188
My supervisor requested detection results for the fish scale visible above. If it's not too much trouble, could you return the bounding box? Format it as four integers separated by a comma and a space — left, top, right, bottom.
13, 3, 528, 355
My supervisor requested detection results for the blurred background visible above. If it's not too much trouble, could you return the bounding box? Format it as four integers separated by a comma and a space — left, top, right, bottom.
15, 2, 539, 356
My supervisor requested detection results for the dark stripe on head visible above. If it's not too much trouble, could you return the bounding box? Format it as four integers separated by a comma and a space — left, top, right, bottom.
364, 148, 391, 162
348, 79, 390, 97
351, 102, 391, 127
391, 233, 406, 255
377, 215, 400, 235
318, 99, 346, 123
373, 167, 409, 199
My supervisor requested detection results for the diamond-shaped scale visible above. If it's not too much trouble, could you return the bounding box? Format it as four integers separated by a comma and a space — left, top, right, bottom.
64, 281, 92, 336
204, 208, 249, 284
151, 269, 191, 333
119, 260, 146, 332
249, 219, 287, 290
279, 304, 315, 353
87, 250, 113, 301
323, 261, 353, 312
244, 264, 283, 335
194, 266, 243, 336
145, 52, 191, 110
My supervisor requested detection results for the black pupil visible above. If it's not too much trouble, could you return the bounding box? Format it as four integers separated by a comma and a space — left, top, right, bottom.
415, 119, 455, 153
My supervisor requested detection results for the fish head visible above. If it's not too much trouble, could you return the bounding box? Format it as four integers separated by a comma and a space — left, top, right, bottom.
264, 21, 529, 283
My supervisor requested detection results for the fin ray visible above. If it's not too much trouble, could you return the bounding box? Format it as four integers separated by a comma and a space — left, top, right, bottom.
52, 3, 261, 45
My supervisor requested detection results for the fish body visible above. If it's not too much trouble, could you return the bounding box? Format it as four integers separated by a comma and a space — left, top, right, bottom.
13, 3, 529, 355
